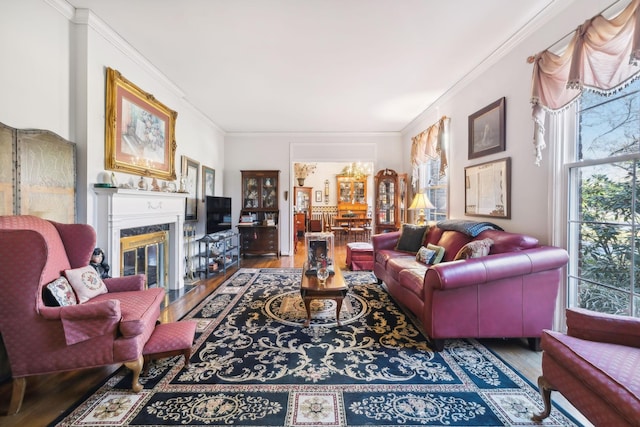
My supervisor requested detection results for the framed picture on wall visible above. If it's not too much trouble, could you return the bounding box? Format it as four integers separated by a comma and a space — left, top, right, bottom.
202, 166, 215, 201
182, 156, 199, 221
468, 97, 505, 159
104, 68, 177, 180
464, 157, 511, 219
315, 190, 322, 203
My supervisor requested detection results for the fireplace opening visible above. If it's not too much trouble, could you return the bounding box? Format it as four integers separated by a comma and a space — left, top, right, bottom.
120, 225, 169, 289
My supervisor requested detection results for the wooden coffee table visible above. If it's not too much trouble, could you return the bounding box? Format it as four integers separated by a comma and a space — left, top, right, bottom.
300, 265, 348, 326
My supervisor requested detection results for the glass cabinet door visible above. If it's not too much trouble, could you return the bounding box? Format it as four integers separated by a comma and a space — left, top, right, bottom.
339, 180, 351, 203
353, 181, 366, 204
261, 175, 277, 208
243, 177, 259, 208
377, 178, 395, 225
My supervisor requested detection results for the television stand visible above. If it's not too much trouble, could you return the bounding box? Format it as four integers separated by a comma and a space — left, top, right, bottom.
196, 230, 240, 278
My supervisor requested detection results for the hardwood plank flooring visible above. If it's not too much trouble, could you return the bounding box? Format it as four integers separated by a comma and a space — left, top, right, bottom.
0, 242, 591, 426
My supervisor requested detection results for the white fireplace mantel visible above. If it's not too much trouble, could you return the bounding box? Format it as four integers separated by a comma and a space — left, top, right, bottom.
93, 187, 188, 290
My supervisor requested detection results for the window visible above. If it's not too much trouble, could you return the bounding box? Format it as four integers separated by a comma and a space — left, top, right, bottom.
567, 78, 640, 317
418, 159, 447, 222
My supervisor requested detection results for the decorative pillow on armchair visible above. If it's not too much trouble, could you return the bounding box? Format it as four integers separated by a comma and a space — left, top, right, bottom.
395, 224, 429, 253
64, 265, 108, 303
454, 238, 494, 260
44, 276, 78, 306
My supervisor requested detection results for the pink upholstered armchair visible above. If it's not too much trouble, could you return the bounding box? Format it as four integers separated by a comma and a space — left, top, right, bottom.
0, 216, 165, 414
533, 307, 640, 425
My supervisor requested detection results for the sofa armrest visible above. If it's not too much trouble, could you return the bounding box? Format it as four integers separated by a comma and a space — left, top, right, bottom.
104, 274, 145, 292
567, 307, 640, 348
59, 299, 122, 345
425, 246, 568, 290
372, 231, 401, 252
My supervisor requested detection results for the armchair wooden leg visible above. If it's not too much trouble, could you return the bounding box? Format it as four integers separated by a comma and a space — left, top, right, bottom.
124, 354, 144, 392
7, 377, 26, 415
531, 375, 554, 421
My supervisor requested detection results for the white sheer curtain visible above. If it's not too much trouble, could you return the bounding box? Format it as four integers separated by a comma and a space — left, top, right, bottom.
530, 0, 640, 165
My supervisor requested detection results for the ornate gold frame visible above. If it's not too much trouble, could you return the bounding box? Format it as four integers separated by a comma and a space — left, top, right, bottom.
105, 67, 177, 180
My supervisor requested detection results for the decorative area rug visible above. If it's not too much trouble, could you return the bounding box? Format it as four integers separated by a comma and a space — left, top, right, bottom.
52, 268, 580, 426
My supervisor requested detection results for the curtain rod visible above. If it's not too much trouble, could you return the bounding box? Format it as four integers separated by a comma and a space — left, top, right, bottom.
526, 0, 625, 63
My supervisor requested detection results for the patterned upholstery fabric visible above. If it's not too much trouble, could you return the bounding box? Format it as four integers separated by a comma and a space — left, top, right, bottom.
538, 308, 640, 425
0, 215, 166, 413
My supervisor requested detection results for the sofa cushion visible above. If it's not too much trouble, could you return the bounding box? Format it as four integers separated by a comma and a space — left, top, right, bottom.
427, 243, 445, 264
477, 230, 538, 254
398, 266, 428, 299
387, 256, 422, 282
543, 330, 640, 423
454, 238, 494, 260
436, 231, 472, 262
65, 265, 108, 303
395, 224, 429, 253
92, 288, 164, 338
44, 276, 77, 306
416, 246, 436, 264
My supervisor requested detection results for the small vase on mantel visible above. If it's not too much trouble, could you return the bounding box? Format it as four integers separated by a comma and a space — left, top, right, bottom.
297, 178, 305, 186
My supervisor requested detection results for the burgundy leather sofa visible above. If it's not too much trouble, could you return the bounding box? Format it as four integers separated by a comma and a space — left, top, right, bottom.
533, 308, 640, 425
372, 223, 569, 351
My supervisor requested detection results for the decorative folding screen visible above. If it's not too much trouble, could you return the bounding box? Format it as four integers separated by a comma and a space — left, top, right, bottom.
0, 121, 76, 222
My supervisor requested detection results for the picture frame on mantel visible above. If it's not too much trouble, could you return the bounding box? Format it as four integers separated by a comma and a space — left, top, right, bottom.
182, 156, 199, 221
464, 157, 511, 219
468, 97, 505, 159
104, 67, 178, 180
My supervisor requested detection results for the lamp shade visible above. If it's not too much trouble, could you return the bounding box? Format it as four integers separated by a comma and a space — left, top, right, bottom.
409, 192, 434, 225
409, 193, 435, 210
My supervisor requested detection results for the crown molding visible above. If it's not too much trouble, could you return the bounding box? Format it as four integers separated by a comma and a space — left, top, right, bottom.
401, 0, 576, 135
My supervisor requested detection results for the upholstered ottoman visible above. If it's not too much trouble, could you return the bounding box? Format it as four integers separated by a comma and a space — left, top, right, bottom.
142, 321, 197, 373
346, 242, 374, 271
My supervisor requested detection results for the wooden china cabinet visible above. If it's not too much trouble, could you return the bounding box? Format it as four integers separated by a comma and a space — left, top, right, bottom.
237, 170, 280, 258
374, 169, 408, 233
336, 174, 368, 217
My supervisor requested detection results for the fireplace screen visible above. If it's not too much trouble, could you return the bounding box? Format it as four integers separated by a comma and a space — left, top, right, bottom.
120, 230, 168, 289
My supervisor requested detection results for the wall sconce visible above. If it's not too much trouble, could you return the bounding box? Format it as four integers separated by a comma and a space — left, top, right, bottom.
324, 179, 330, 204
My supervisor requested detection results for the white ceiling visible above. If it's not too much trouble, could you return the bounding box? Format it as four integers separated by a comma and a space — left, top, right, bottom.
66, 0, 560, 133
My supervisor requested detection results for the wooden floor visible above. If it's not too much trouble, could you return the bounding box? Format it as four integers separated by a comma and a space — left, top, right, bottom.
0, 242, 591, 426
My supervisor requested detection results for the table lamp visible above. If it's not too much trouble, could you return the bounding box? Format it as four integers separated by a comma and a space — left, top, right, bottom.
409, 192, 435, 226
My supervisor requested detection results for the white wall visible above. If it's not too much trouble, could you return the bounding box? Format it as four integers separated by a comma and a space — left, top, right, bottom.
0, 0, 72, 135
0, 0, 225, 246
401, 0, 619, 245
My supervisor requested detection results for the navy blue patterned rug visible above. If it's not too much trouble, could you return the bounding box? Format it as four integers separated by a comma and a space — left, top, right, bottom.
52, 268, 579, 426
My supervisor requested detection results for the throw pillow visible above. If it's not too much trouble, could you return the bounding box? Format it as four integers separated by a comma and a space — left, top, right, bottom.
395, 224, 429, 253
416, 246, 436, 264
44, 276, 77, 307
454, 238, 494, 260
64, 265, 108, 303
426, 243, 446, 264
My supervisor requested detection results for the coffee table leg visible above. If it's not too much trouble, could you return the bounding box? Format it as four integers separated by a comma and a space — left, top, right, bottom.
335, 297, 343, 326
303, 298, 311, 327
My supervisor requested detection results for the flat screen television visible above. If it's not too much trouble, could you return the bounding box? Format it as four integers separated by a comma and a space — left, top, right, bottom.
206, 196, 232, 234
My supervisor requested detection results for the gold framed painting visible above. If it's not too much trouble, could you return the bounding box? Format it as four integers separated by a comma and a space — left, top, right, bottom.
105, 67, 177, 180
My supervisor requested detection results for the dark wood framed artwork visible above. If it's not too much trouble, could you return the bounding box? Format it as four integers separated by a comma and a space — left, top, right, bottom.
464, 157, 511, 219
105, 67, 177, 180
468, 97, 505, 159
